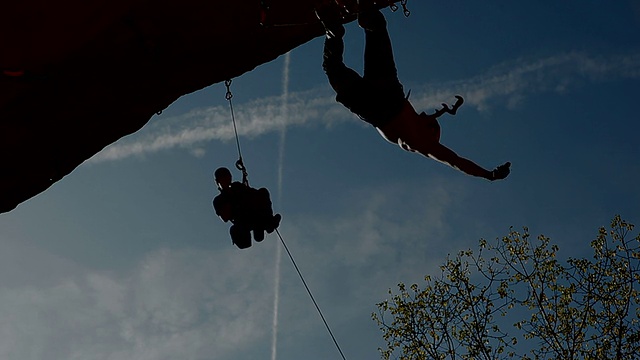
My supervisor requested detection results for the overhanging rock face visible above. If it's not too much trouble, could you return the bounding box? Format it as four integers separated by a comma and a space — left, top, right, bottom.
0, 0, 399, 213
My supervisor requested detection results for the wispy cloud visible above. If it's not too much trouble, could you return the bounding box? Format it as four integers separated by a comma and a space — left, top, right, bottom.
89, 88, 339, 163
89, 52, 640, 163
409, 51, 640, 112
0, 178, 465, 360
0, 245, 277, 360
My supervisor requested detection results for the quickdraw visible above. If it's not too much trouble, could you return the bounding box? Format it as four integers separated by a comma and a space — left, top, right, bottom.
389, 0, 411, 17
262, 0, 411, 28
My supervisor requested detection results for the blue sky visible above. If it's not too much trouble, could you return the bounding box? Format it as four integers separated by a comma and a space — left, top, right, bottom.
1, 1, 639, 359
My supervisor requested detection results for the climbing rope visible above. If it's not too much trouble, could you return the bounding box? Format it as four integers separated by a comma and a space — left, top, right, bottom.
275, 229, 348, 360
223, 80, 346, 359
224, 79, 249, 185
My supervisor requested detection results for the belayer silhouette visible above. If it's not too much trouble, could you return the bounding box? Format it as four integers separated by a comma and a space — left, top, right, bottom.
316, 1, 511, 181
213, 167, 281, 249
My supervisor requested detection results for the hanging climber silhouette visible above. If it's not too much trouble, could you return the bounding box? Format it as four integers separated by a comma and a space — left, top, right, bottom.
316, 1, 511, 181
213, 167, 282, 249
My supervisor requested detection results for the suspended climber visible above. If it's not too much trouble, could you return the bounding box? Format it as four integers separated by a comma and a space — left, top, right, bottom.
213, 79, 281, 249
213, 167, 281, 249
315, 0, 511, 181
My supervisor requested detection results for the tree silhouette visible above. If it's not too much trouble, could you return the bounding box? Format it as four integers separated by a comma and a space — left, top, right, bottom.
373, 215, 640, 359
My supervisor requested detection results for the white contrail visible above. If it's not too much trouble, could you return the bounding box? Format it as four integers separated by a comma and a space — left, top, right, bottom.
271, 51, 290, 360
278, 54, 290, 200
